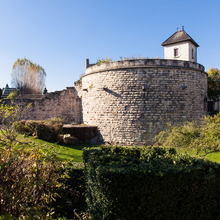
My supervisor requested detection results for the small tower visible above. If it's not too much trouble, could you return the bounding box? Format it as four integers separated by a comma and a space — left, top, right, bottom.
161, 27, 199, 62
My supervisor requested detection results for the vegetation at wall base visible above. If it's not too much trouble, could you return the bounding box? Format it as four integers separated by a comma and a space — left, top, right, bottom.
154, 112, 220, 157
0, 130, 66, 218
0, 103, 89, 219
83, 145, 220, 220
4, 101, 220, 218
13, 117, 65, 143
52, 162, 87, 219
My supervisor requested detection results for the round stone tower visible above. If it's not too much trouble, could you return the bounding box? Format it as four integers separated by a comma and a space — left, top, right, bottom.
80, 59, 207, 145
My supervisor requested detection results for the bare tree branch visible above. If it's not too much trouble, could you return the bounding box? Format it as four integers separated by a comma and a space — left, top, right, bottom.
11, 58, 46, 95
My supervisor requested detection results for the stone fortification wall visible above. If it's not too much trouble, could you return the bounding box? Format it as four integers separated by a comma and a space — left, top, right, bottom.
9, 87, 82, 123
82, 59, 207, 145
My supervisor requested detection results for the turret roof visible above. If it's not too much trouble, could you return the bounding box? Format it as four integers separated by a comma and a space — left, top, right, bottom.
161, 29, 199, 47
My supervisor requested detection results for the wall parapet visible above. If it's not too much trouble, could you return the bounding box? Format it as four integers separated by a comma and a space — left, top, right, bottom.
85, 59, 205, 75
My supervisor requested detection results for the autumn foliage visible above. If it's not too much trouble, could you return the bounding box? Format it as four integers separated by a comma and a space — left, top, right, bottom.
11, 58, 46, 95
0, 103, 66, 219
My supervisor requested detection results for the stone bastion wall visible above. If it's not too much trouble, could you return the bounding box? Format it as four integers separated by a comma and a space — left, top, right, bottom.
80, 59, 207, 145
5, 87, 82, 123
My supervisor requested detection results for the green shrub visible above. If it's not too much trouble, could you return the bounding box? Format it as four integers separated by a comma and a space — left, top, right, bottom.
45, 116, 65, 127
0, 103, 30, 127
0, 102, 70, 219
13, 118, 65, 142
52, 162, 87, 219
6, 91, 18, 100
154, 113, 220, 156
0, 131, 66, 218
0, 215, 18, 220
12, 120, 29, 133
83, 146, 220, 220
96, 57, 112, 65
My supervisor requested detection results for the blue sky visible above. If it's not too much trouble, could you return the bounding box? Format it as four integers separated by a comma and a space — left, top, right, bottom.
0, 0, 219, 92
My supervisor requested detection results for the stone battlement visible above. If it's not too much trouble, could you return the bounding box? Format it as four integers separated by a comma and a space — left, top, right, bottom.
85, 59, 205, 75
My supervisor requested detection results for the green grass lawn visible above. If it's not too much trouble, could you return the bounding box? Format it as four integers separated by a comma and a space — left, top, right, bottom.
175, 147, 220, 164
16, 133, 101, 162
15, 134, 220, 164
204, 151, 220, 163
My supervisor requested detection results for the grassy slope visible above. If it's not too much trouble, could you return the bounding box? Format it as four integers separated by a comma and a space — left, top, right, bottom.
16, 134, 100, 162
174, 147, 220, 164
16, 134, 220, 164
205, 152, 220, 163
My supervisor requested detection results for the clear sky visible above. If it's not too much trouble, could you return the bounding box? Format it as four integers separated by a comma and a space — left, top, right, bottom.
0, 0, 219, 92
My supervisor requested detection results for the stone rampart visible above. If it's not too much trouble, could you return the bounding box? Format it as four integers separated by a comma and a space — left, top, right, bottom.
6, 87, 82, 123
81, 59, 207, 145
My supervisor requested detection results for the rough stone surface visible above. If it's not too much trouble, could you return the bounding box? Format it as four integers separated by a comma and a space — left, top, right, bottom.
80, 59, 207, 145
4, 87, 82, 124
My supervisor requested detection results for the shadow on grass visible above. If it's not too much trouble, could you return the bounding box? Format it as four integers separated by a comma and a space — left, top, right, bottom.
16, 133, 102, 162
57, 142, 102, 151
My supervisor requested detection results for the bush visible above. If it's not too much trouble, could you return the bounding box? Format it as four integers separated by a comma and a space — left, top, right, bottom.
12, 120, 29, 133
154, 113, 220, 156
0, 134, 66, 219
0, 103, 30, 127
83, 146, 220, 220
0, 104, 69, 218
52, 162, 87, 219
96, 57, 112, 65
6, 91, 18, 100
13, 118, 65, 142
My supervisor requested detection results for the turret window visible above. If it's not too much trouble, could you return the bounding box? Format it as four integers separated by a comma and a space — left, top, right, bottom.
174, 48, 178, 57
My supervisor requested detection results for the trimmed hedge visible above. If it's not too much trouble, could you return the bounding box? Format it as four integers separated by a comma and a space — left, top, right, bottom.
52, 162, 87, 219
13, 118, 64, 142
83, 146, 220, 220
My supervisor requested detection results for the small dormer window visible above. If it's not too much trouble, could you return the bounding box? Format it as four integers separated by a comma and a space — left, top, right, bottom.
174, 48, 178, 57
192, 48, 194, 59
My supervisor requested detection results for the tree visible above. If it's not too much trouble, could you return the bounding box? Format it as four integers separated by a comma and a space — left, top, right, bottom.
43, 87, 48, 94
154, 113, 220, 157
207, 67, 220, 101
11, 58, 46, 95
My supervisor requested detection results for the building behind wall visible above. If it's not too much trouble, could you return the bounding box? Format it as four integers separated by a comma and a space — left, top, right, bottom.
2, 84, 17, 99
161, 26, 199, 63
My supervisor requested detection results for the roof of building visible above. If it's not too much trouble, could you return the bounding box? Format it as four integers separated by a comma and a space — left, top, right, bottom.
161, 29, 199, 47
2, 84, 17, 98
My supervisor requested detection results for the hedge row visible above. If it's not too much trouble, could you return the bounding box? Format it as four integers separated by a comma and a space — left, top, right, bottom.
13, 118, 64, 142
52, 162, 87, 219
83, 146, 220, 220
